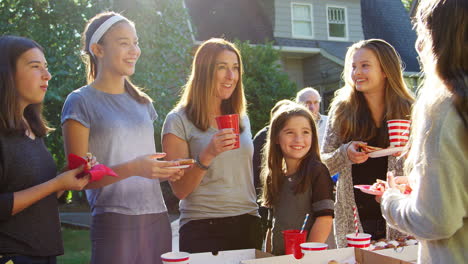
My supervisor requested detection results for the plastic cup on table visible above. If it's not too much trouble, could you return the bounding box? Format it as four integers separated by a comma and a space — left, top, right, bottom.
215, 114, 240, 149
346, 233, 372, 248
161, 252, 190, 264
282, 229, 308, 259
387, 119, 411, 147
300, 242, 328, 254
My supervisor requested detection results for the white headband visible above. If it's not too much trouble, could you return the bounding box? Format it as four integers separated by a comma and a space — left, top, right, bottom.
89, 15, 126, 56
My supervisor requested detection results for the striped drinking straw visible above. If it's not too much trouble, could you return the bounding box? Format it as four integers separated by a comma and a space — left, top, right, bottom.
353, 206, 359, 237
300, 214, 310, 233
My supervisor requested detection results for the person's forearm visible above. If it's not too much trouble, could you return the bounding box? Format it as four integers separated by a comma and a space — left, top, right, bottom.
307, 216, 333, 243
12, 178, 61, 215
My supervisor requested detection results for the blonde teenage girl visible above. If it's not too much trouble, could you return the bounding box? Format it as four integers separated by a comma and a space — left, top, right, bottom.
321, 39, 414, 247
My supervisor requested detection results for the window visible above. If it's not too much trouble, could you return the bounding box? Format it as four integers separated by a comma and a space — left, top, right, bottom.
327, 6, 347, 40
291, 3, 313, 38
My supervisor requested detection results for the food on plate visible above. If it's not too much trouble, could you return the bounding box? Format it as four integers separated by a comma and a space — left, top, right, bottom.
175, 158, 195, 165
85, 152, 94, 170
357, 143, 383, 153
328, 261, 340, 264
370, 236, 419, 250
370, 179, 386, 192
395, 183, 412, 194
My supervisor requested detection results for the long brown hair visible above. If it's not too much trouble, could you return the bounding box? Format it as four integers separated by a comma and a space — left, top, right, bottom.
176, 38, 246, 131
329, 39, 415, 143
81, 11, 151, 103
0, 35, 52, 137
260, 103, 321, 208
415, 0, 468, 127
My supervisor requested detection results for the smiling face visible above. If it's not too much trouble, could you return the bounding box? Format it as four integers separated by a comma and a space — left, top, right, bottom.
351, 48, 387, 95
214, 50, 239, 102
95, 21, 140, 77
278, 115, 312, 169
15, 48, 51, 110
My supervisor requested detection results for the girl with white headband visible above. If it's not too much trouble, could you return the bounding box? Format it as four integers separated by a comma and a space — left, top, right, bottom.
61, 11, 182, 264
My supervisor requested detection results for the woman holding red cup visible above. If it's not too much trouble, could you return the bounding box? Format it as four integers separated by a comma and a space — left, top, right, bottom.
162, 38, 260, 253
321, 39, 414, 248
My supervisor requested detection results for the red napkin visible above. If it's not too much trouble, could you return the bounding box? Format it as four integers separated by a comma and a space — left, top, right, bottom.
68, 154, 118, 182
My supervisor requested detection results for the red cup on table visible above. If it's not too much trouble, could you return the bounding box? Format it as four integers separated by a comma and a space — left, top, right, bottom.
346, 233, 371, 248
387, 119, 411, 147
282, 229, 308, 259
215, 114, 240, 149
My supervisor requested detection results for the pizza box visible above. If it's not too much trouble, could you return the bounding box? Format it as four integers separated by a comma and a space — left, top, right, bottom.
188, 249, 273, 264
241, 246, 418, 264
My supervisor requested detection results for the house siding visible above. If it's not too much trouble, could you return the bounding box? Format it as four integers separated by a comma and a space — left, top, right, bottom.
303, 54, 343, 87
281, 57, 305, 89
274, 0, 364, 42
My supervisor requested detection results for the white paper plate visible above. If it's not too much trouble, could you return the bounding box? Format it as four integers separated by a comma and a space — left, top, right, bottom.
165, 165, 190, 169
368, 147, 404, 158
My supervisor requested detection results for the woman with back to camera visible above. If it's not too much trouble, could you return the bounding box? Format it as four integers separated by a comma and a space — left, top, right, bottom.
0, 35, 88, 264
321, 39, 414, 247
380, 0, 468, 263
61, 12, 183, 264
162, 38, 260, 253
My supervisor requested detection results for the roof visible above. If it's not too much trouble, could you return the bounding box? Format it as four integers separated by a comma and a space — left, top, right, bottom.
361, 0, 420, 72
184, 0, 273, 43
275, 38, 352, 61
184, 0, 420, 72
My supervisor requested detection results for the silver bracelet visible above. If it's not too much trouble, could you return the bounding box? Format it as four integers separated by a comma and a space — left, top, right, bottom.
195, 155, 210, 170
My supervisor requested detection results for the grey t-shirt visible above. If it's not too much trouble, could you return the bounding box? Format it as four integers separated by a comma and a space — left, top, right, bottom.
162, 108, 259, 227
61, 86, 167, 216
271, 160, 334, 255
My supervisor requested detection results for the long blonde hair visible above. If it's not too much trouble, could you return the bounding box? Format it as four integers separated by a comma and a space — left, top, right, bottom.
176, 38, 246, 131
81, 11, 152, 104
260, 103, 321, 208
329, 39, 414, 142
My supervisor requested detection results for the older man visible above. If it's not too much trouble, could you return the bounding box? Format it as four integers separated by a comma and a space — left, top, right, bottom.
296, 87, 328, 146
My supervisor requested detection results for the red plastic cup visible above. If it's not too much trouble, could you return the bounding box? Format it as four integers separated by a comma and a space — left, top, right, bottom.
387, 119, 411, 147
282, 229, 308, 259
215, 114, 240, 149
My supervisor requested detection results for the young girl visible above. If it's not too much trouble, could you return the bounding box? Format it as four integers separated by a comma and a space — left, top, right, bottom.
61, 12, 182, 264
162, 38, 260, 253
260, 102, 334, 255
0, 35, 89, 264
381, 1, 467, 263
321, 39, 414, 247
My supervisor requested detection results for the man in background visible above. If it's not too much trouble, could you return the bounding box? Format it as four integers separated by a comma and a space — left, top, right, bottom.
296, 87, 328, 147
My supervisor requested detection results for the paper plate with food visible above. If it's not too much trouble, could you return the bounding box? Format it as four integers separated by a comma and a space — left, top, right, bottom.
354, 179, 386, 196
165, 158, 195, 169
358, 143, 404, 158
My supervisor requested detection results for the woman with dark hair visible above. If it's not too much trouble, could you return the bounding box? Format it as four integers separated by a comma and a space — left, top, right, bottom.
0, 35, 88, 264
61, 12, 182, 264
380, 0, 468, 263
321, 39, 414, 247
162, 38, 260, 253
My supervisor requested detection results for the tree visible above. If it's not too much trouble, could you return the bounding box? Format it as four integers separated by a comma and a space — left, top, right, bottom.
236, 41, 298, 134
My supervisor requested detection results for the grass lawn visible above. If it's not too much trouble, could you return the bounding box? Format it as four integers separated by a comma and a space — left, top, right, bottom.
58, 227, 91, 264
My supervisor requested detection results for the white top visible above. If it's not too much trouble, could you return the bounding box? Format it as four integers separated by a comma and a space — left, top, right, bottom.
381, 95, 468, 264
